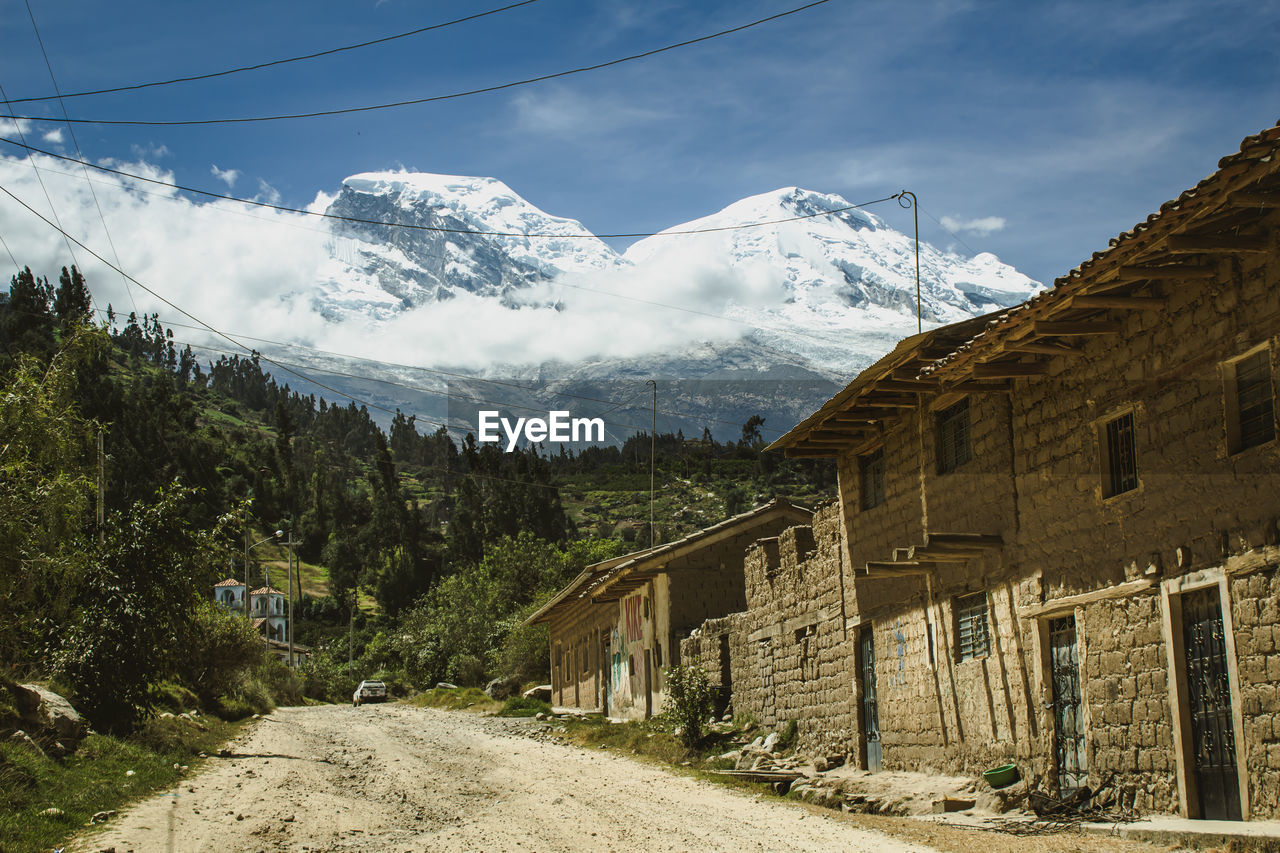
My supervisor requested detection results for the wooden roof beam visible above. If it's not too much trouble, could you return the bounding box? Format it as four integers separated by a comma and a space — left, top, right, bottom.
925, 532, 1003, 548
1166, 234, 1268, 254
783, 448, 839, 458
1007, 341, 1084, 357
1115, 264, 1215, 281
1228, 190, 1280, 208
872, 378, 938, 392
973, 361, 1052, 379
862, 561, 936, 577
1033, 320, 1123, 337
1070, 295, 1168, 311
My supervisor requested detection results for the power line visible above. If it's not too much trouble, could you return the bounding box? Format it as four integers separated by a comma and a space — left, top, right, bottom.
2, 0, 837, 127
0, 86, 82, 270
3, 0, 542, 105
24, 0, 139, 316
0, 136, 897, 239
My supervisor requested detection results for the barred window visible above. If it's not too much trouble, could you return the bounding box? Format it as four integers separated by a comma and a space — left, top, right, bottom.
937, 398, 972, 474
955, 592, 989, 661
1102, 411, 1138, 498
860, 447, 886, 509
1230, 350, 1275, 452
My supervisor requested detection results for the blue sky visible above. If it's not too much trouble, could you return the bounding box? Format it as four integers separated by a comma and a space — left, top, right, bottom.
2, 0, 1278, 287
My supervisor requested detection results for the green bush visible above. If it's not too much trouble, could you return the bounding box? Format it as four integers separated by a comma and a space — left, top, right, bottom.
663, 665, 713, 748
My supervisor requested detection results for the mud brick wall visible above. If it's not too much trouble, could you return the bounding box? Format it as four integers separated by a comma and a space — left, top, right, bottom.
1076, 594, 1177, 814
1232, 565, 1280, 817
549, 595, 615, 712
1013, 253, 1280, 603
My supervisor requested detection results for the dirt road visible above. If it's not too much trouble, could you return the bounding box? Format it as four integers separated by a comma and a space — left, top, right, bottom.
75, 703, 939, 853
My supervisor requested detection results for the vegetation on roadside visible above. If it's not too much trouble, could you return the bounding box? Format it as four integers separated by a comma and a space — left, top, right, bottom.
0, 715, 240, 853
406, 687, 499, 712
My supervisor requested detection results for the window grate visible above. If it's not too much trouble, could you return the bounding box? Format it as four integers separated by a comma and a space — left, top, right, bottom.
860, 447, 886, 509
1103, 412, 1138, 497
937, 398, 972, 474
1236, 350, 1275, 451
955, 592, 989, 661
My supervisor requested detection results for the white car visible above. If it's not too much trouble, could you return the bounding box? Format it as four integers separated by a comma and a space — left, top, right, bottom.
353, 680, 388, 706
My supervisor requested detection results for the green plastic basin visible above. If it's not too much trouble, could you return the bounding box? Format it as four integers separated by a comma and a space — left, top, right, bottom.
981, 763, 1019, 788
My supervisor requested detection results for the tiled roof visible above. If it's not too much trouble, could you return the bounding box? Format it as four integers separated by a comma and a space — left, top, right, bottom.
214, 578, 243, 588
249, 586, 285, 596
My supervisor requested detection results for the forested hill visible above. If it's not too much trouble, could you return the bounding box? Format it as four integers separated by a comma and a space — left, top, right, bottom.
1, 266, 835, 727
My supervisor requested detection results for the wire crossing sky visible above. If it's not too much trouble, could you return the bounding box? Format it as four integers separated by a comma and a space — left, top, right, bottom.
1, 0, 1277, 365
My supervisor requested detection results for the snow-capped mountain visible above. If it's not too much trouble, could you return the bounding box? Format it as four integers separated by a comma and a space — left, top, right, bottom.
289, 172, 1041, 441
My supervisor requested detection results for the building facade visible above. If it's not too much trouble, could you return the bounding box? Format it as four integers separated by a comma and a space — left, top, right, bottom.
682, 122, 1280, 821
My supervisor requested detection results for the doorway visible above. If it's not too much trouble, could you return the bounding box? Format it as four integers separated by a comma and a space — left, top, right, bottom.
1048, 616, 1086, 795
1181, 587, 1242, 820
858, 626, 881, 772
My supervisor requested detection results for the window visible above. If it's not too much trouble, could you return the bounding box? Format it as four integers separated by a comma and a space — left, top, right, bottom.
1101, 411, 1138, 497
936, 398, 972, 474
1227, 349, 1275, 453
955, 592, 989, 661
860, 447, 886, 509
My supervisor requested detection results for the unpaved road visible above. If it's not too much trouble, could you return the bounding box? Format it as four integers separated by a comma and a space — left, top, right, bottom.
74, 703, 939, 853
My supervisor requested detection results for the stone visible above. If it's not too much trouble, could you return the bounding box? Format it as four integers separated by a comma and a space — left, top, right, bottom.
435, 682, 459, 690
762, 732, 780, 753
484, 677, 521, 701
522, 685, 552, 703
14, 684, 87, 748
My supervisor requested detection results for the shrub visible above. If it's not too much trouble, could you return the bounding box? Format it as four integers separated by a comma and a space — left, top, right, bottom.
663, 665, 713, 748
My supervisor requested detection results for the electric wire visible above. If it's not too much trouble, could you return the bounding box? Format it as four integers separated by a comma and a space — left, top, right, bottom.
24, 0, 139, 316
1, 0, 837, 127
2, 0, 543, 105
0, 86, 81, 270
0, 136, 898, 240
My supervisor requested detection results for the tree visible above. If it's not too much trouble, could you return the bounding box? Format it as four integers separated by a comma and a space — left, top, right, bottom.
52, 265, 93, 331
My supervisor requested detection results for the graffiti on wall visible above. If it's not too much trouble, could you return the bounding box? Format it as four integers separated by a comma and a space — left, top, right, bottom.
624, 595, 644, 643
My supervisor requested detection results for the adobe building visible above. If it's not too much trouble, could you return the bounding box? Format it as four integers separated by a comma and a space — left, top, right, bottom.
682, 121, 1280, 822
526, 498, 810, 719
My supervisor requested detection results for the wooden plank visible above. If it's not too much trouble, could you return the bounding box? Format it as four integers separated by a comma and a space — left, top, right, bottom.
1070, 295, 1168, 311
973, 361, 1051, 378
873, 378, 938, 392
863, 561, 936, 577
784, 448, 839, 458
1007, 341, 1083, 356
1020, 577, 1156, 618
925, 532, 1003, 548
1166, 234, 1268, 254
1227, 190, 1280, 208
1116, 264, 1215, 281
953, 380, 1012, 393
1033, 320, 1123, 336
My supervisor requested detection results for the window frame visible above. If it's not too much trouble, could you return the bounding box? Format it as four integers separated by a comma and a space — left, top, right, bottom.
1225, 346, 1276, 455
954, 591, 990, 662
859, 446, 886, 510
1100, 409, 1139, 499
936, 397, 973, 474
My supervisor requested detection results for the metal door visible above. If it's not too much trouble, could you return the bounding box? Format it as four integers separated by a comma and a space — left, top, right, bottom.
1048, 616, 1087, 795
1182, 587, 1241, 820
859, 627, 881, 772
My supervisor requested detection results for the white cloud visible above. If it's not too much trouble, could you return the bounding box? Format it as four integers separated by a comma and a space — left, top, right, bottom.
940, 215, 1007, 236
130, 142, 170, 159
41, 128, 64, 145
210, 164, 240, 188
254, 179, 281, 205
511, 89, 670, 137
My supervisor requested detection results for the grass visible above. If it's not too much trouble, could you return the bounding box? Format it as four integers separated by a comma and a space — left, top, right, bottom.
404, 687, 500, 712
0, 714, 241, 853
495, 696, 550, 717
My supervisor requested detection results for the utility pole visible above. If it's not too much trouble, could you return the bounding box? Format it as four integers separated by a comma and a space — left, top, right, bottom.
285, 525, 301, 668
898, 190, 922, 334
96, 429, 104, 544
646, 379, 656, 549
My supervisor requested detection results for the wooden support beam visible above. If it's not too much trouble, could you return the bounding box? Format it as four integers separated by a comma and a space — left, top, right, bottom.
784, 448, 839, 458
1115, 264, 1215, 281
1033, 320, 1123, 337
1021, 577, 1156, 618
953, 380, 1012, 393
906, 549, 974, 562
863, 561, 935, 577
925, 532, 1004, 548
973, 361, 1052, 379
1166, 234, 1268, 254
1007, 341, 1084, 356
858, 400, 915, 409
872, 378, 938, 392
1070, 295, 1168, 311
1228, 190, 1280, 208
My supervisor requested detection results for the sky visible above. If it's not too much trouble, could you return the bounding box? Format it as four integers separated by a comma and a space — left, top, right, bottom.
1, 0, 1278, 373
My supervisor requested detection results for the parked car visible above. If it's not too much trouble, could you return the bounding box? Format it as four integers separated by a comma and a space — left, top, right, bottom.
353, 680, 388, 706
